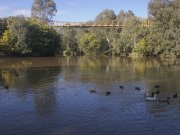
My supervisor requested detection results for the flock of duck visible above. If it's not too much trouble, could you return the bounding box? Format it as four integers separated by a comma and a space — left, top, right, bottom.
3, 72, 178, 105
90, 85, 178, 104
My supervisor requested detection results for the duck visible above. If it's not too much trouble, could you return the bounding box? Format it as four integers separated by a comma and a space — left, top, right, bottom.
106, 91, 111, 96
145, 92, 157, 101
145, 92, 154, 97
4, 85, 9, 89
155, 90, 160, 94
15, 73, 19, 77
159, 97, 170, 104
173, 93, 177, 98
154, 85, 160, 89
119, 85, 124, 89
135, 87, 141, 91
90, 89, 96, 94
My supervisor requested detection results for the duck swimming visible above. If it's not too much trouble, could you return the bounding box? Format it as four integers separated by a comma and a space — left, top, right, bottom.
159, 97, 170, 104
4, 85, 9, 89
173, 93, 177, 98
155, 90, 160, 94
90, 89, 96, 94
135, 87, 141, 91
119, 85, 124, 89
154, 85, 160, 89
145, 92, 154, 97
145, 92, 157, 101
15, 73, 19, 77
106, 91, 111, 96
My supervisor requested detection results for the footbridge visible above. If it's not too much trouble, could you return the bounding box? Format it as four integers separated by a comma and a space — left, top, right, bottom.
51, 19, 152, 28
52, 21, 123, 28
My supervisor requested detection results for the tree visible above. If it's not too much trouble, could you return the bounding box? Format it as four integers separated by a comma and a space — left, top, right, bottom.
118, 17, 141, 54
59, 28, 79, 56
0, 29, 12, 55
26, 20, 61, 56
148, 0, 180, 57
0, 18, 8, 37
126, 10, 135, 18
95, 9, 116, 23
10, 16, 30, 55
31, 0, 57, 23
116, 10, 126, 24
116, 10, 135, 25
133, 39, 147, 55
1, 16, 61, 56
79, 33, 106, 55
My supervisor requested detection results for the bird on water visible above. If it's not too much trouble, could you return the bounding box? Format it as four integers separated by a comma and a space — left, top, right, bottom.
154, 85, 160, 89
119, 85, 124, 89
4, 85, 9, 89
159, 97, 170, 104
106, 91, 111, 96
90, 89, 96, 94
135, 87, 141, 91
173, 93, 177, 98
145, 92, 157, 101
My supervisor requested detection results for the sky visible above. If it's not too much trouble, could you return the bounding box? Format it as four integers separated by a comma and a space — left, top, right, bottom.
0, 0, 149, 22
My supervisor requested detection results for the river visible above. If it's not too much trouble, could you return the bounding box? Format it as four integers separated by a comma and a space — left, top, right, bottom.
0, 57, 180, 135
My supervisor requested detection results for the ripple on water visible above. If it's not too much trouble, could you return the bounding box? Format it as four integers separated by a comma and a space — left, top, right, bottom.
0, 57, 180, 135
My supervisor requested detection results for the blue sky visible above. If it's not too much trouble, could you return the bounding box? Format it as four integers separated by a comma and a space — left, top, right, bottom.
0, 0, 149, 22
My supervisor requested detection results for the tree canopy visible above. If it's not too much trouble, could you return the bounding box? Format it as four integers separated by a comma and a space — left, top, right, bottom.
0, 16, 61, 56
95, 9, 116, 23
147, 0, 180, 57
31, 0, 57, 23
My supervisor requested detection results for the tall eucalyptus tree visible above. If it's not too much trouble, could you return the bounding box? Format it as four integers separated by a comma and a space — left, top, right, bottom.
31, 0, 57, 23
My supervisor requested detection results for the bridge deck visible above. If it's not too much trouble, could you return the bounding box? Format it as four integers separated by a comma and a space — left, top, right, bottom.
51, 20, 152, 28
53, 25, 123, 28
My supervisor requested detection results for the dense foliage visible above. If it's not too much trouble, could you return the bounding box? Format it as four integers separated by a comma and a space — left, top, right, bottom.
79, 32, 109, 56
31, 0, 57, 23
0, 0, 179, 58
0, 16, 61, 56
146, 0, 180, 58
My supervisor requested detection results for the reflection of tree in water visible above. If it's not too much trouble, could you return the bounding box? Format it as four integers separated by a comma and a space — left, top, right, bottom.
77, 57, 115, 83
132, 58, 180, 92
75, 57, 145, 84
33, 87, 56, 116
26, 67, 61, 116
0, 63, 61, 116
61, 57, 180, 115
144, 101, 172, 117
0, 61, 32, 90
0, 57, 180, 115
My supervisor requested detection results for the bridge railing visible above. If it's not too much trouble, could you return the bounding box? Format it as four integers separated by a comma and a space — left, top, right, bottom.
51, 19, 152, 28
52, 20, 124, 27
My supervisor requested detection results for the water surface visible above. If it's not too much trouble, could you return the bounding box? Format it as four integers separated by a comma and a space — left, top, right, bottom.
0, 57, 180, 135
